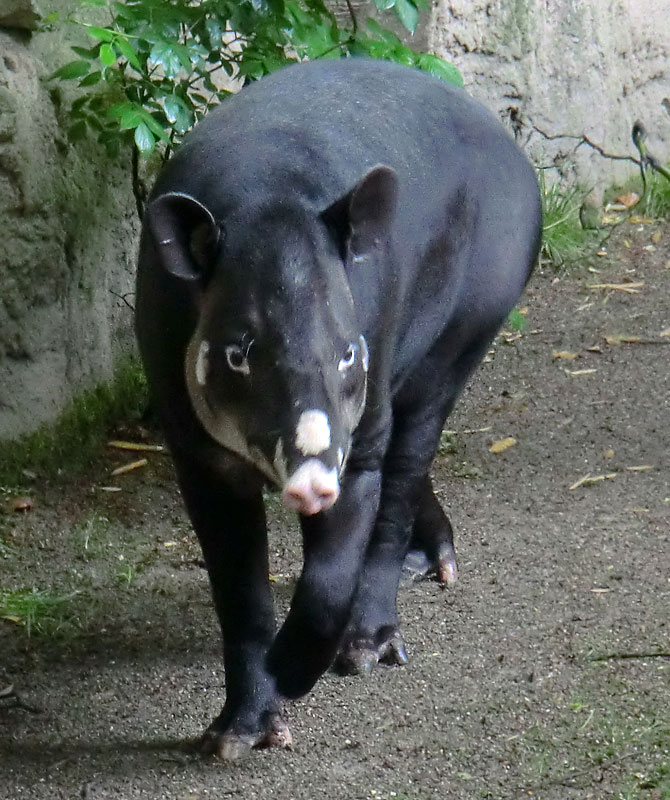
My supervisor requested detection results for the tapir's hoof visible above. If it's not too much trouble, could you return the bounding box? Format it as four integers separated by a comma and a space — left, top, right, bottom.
402, 542, 458, 585
199, 713, 292, 761
336, 629, 409, 675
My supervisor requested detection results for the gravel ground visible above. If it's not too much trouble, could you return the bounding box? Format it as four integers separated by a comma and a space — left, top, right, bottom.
1, 219, 669, 800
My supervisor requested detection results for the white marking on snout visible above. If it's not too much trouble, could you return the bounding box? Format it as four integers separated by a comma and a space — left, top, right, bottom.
195, 340, 210, 386
295, 409, 331, 456
337, 447, 344, 469
282, 459, 339, 516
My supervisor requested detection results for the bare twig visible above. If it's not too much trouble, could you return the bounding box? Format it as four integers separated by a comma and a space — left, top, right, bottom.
590, 651, 670, 661
344, 0, 358, 36
109, 290, 135, 311
531, 124, 640, 166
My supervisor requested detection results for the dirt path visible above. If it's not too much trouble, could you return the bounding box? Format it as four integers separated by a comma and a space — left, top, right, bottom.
1, 220, 669, 800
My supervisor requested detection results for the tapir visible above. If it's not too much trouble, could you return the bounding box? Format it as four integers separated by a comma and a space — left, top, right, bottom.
135, 57, 542, 759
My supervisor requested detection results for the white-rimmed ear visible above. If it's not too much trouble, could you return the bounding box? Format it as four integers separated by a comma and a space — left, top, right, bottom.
321, 165, 398, 260
145, 192, 222, 282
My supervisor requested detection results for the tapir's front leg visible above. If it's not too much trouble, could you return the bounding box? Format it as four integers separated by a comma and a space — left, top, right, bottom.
267, 468, 382, 698
172, 454, 290, 760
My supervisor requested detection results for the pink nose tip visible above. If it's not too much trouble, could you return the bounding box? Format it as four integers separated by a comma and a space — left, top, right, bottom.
281, 459, 340, 516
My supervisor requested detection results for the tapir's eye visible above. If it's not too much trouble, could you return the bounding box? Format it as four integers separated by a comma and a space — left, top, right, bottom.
338, 343, 356, 372
225, 344, 250, 376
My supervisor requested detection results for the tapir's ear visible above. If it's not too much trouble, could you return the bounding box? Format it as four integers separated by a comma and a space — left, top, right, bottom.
145, 192, 221, 282
322, 165, 398, 260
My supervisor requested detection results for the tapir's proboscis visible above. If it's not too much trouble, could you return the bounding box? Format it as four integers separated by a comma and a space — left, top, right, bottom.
135, 58, 542, 760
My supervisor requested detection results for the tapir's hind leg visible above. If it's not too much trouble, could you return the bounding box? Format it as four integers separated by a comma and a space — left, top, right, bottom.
403, 475, 458, 585
336, 319, 504, 676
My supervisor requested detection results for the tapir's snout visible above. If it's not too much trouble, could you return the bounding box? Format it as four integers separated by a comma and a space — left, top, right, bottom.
281, 459, 340, 516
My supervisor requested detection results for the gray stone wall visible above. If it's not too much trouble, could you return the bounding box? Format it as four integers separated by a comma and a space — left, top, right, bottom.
0, 0, 138, 440
429, 0, 670, 189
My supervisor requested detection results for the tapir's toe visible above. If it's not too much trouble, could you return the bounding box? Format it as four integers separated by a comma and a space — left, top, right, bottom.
336, 628, 409, 675
199, 713, 292, 761
402, 541, 458, 585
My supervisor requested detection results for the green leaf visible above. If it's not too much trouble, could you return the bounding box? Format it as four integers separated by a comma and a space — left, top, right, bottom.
148, 42, 183, 78
68, 119, 88, 141
71, 45, 100, 59
394, 0, 418, 33
162, 95, 193, 133
134, 122, 155, 154
50, 60, 91, 81
99, 43, 117, 67
416, 53, 463, 86
374, 0, 396, 10
114, 37, 143, 71
78, 71, 102, 87
83, 24, 114, 43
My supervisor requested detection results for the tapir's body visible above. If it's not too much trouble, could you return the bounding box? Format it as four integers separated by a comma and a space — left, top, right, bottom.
136, 58, 541, 758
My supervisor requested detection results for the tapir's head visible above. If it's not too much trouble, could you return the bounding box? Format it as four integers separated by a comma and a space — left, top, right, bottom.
146, 166, 397, 515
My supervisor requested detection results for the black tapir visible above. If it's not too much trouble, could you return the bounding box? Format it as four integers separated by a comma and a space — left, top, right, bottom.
135, 57, 542, 759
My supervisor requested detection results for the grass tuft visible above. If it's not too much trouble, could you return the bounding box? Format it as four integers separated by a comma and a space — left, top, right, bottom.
0, 587, 80, 636
539, 172, 599, 269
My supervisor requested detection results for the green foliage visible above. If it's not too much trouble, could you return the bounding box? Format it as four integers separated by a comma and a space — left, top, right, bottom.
0, 588, 79, 636
642, 168, 670, 218
47, 0, 461, 159
539, 171, 599, 269
506, 306, 528, 332
0, 357, 147, 485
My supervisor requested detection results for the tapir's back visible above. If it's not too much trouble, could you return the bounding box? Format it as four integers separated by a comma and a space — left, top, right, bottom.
152, 58, 533, 225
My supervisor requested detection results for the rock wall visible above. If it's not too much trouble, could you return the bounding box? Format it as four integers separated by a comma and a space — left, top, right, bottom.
0, 0, 138, 441
1, 0, 669, 442
429, 0, 670, 189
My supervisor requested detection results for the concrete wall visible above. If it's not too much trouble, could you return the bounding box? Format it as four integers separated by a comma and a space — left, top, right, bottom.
429, 0, 670, 188
0, 0, 138, 440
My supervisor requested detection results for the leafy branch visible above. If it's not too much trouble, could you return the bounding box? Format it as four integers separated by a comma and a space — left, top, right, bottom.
46, 0, 461, 216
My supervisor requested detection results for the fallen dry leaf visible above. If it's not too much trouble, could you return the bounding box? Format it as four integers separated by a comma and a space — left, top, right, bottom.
614, 191, 639, 208
553, 350, 579, 360
489, 437, 517, 454
108, 440, 165, 453
569, 473, 617, 490
605, 335, 642, 345
567, 368, 597, 376
626, 465, 653, 472
588, 282, 644, 294
586, 345, 602, 353
111, 458, 148, 477
660, 328, 670, 338
8, 496, 33, 513
628, 216, 655, 224
651, 230, 662, 243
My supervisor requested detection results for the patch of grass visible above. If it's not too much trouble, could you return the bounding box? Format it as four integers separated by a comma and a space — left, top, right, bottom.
606, 166, 670, 219
641, 169, 670, 218
69, 512, 113, 559
0, 357, 148, 485
539, 172, 599, 269
506, 307, 529, 332
509, 661, 670, 799
0, 587, 81, 636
